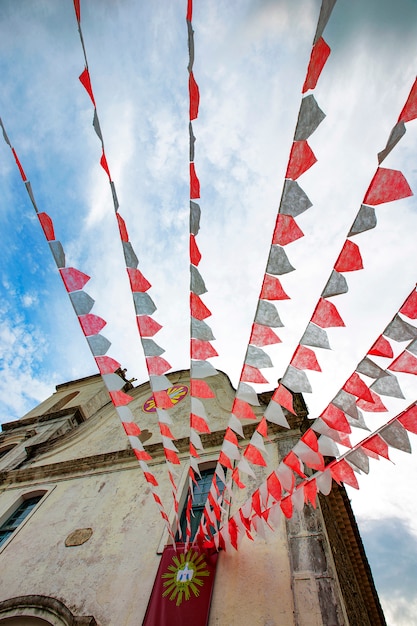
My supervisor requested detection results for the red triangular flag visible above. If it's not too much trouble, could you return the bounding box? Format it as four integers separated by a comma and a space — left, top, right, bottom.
283, 450, 305, 477
389, 351, 417, 375
79, 67, 95, 105
190, 235, 201, 266
190, 413, 210, 433
343, 373, 374, 403
286, 140, 317, 180
59, 267, 90, 292
95, 356, 121, 375
232, 398, 257, 420
330, 459, 359, 489
267, 473, 282, 501
334, 240, 363, 273
280, 496, 293, 519
78, 314, 106, 336
260, 274, 290, 300
357, 389, 387, 412
190, 379, 215, 398
291, 345, 321, 371
250, 324, 281, 347
300, 429, 319, 452
272, 384, 295, 414
368, 335, 393, 358
311, 298, 345, 328
363, 167, 412, 205
136, 315, 162, 337
116, 213, 129, 242
244, 444, 267, 467
241, 364, 269, 384
320, 404, 351, 433
191, 339, 218, 360
273, 214, 304, 246
127, 268, 151, 292
190, 293, 211, 320
302, 37, 331, 93
189, 71, 200, 120
400, 290, 417, 319
398, 77, 417, 123
109, 390, 133, 406
37, 213, 55, 241
146, 356, 171, 376
398, 405, 417, 435
190, 163, 200, 199
304, 479, 317, 508
362, 434, 390, 460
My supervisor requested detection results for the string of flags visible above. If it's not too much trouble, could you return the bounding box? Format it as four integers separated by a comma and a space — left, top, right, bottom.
213, 401, 417, 552
1, 0, 417, 560
208, 283, 417, 550
0, 117, 174, 538
196, 61, 417, 542
196, 0, 338, 538
73, 0, 187, 536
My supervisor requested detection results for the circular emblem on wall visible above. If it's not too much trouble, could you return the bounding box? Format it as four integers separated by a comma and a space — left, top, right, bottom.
142, 385, 188, 413
161, 549, 210, 606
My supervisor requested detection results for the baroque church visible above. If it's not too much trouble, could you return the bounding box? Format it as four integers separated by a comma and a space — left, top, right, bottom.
0, 369, 385, 625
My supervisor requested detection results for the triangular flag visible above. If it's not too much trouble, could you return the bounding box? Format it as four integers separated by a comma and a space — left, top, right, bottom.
311, 298, 345, 328
368, 335, 393, 358
249, 324, 281, 347
334, 240, 363, 273
398, 77, 417, 123
363, 167, 412, 205
286, 140, 317, 180
302, 37, 331, 93
389, 351, 417, 375
291, 345, 321, 371
272, 214, 304, 246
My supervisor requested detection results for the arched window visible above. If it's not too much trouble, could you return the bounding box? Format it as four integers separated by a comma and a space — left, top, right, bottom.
0, 493, 45, 547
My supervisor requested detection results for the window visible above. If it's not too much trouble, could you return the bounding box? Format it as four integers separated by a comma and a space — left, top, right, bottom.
0, 495, 43, 547
178, 468, 224, 541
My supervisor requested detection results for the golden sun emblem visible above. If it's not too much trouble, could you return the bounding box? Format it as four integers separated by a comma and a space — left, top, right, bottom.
161, 549, 210, 606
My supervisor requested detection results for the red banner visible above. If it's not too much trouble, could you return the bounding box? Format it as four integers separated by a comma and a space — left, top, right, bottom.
143, 544, 218, 626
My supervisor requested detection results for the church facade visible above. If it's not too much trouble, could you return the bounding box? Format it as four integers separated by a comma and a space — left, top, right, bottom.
0, 370, 385, 625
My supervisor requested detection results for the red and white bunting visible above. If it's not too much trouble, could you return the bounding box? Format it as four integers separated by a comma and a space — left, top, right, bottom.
196, 0, 337, 545
74, 0, 185, 535
1, 123, 173, 537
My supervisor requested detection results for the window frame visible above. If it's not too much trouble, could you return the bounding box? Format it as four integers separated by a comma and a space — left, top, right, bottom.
157, 460, 228, 553
0, 487, 53, 552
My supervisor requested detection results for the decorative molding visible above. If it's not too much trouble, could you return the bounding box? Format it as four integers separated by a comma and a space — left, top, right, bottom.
0, 595, 97, 625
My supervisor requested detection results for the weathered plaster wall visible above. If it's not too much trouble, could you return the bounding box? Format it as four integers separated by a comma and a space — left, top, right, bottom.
0, 371, 374, 625
0, 458, 297, 626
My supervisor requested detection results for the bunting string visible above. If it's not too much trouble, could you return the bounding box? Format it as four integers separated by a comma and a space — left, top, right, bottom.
209, 283, 417, 549
214, 401, 417, 552
72, 0, 183, 536
196, 0, 338, 540
0, 118, 174, 538
185, 0, 221, 548
210, 65, 417, 518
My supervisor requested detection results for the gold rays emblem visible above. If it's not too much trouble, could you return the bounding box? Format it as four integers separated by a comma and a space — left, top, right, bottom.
161, 549, 210, 606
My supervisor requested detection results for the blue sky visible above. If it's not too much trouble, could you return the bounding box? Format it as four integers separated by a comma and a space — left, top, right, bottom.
1, 1, 417, 621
